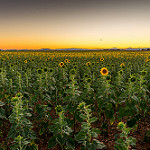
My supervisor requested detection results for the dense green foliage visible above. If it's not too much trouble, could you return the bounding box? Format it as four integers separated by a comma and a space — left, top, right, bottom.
0, 51, 150, 149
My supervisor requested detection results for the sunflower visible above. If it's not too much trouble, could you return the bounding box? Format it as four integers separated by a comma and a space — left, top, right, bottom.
37, 68, 43, 74
92, 62, 95, 66
120, 63, 125, 67
86, 78, 92, 83
64, 59, 68, 63
86, 62, 90, 66
59, 62, 64, 67
68, 60, 71, 63
49, 68, 54, 73
44, 67, 48, 72
24, 60, 27, 63
100, 67, 108, 76
145, 59, 149, 62
141, 70, 147, 76
100, 58, 104, 61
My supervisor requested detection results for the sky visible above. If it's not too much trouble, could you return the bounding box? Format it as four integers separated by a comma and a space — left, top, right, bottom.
0, 0, 150, 49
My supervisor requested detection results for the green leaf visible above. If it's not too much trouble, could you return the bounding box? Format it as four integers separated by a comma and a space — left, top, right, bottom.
127, 137, 136, 146
48, 136, 57, 149
101, 122, 107, 129
81, 122, 90, 131
119, 107, 127, 118
39, 127, 44, 135
105, 109, 114, 119
80, 114, 87, 120
120, 133, 126, 138
91, 128, 101, 134
66, 137, 75, 150
0, 101, 4, 106
92, 139, 106, 150
144, 131, 150, 142
114, 144, 127, 150
89, 117, 97, 123
127, 117, 137, 128
106, 103, 112, 109
75, 131, 87, 143
56, 134, 68, 145
49, 125, 61, 134
115, 138, 125, 145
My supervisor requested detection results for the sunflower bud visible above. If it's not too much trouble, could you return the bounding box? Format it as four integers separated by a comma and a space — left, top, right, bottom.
56, 105, 62, 114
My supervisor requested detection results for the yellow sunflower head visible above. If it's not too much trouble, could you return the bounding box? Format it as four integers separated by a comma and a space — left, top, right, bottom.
120, 63, 125, 67
100, 67, 108, 76
100, 58, 104, 61
24, 60, 27, 63
59, 62, 64, 67
145, 59, 149, 62
86, 62, 90, 66
64, 59, 68, 63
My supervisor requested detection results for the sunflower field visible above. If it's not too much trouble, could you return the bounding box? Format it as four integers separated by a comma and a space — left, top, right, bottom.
0, 50, 150, 150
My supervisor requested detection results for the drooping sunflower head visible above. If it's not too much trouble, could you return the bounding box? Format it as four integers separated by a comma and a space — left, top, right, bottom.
141, 70, 147, 76
100, 67, 108, 76
0, 68, 2, 73
49, 68, 54, 73
73, 62, 76, 66
73, 65, 77, 69
119, 70, 123, 75
59, 62, 64, 67
44, 67, 48, 72
86, 78, 92, 83
111, 64, 115, 67
84, 73, 89, 78
92, 62, 95, 66
37, 68, 43, 74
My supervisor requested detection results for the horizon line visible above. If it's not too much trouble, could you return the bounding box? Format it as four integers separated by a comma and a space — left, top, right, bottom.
1, 47, 150, 50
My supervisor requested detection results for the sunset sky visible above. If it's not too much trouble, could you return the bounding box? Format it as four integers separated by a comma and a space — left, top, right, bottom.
0, 0, 150, 49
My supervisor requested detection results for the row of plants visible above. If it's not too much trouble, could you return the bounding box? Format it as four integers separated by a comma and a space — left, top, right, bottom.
0, 50, 150, 149
1, 93, 138, 150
